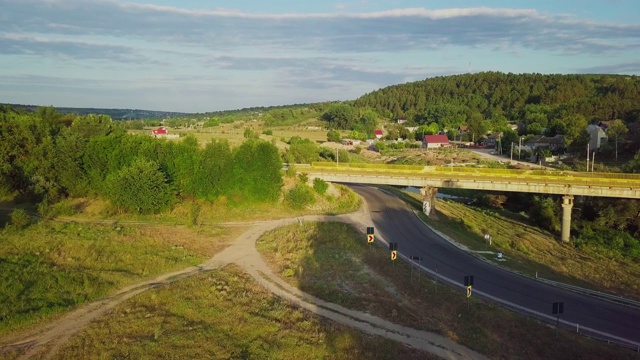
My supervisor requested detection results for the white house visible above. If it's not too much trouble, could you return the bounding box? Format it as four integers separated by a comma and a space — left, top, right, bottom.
587, 125, 608, 151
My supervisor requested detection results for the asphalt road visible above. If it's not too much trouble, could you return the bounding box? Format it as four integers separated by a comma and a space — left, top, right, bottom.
350, 184, 640, 346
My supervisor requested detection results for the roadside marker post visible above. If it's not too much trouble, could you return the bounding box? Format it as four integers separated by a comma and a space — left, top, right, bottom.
409, 256, 422, 283
464, 275, 474, 310
552, 301, 564, 335
435, 263, 439, 294
389, 242, 398, 266
366, 227, 375, 250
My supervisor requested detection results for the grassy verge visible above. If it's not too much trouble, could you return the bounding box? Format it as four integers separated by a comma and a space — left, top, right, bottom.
0, 183, 360, 339
386, 186, 640, 299
43, 183, 361, 225
256, 222, 636, 359
0, 222, 240, 337
46, 265, 435, 360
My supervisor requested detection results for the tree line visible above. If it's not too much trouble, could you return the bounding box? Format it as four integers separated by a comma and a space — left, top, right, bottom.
0, 106, 282, 214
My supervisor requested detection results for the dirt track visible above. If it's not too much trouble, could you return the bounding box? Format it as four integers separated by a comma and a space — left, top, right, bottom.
1, 208, 486, 360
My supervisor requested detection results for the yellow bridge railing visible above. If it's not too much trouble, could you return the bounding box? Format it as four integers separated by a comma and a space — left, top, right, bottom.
306, 163, 640, 189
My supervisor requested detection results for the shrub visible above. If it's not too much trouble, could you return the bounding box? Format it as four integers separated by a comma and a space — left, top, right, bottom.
298, 173, 309, 184
262, 129, 273, 136
9, 209, 31, 230
106, 158, 175, 214
285, 184, 316, 210
313, 178, 329, 195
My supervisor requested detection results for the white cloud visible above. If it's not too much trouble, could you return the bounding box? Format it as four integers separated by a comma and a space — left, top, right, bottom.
1, 0, 639, 111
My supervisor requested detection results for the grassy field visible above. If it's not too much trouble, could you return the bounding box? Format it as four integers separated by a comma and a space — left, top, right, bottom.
0, 221, 241, 337
130, 120, 340, 149
0, 181, 361, 340
387, 187, 640, 300
256, 222, 636, 359
43, 265, 436, 360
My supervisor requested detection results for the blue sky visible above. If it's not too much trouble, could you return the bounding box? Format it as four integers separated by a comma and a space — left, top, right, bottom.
1, 0, 639, 113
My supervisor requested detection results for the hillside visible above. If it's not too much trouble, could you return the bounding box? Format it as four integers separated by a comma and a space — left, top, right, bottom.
354, 72, 640, 124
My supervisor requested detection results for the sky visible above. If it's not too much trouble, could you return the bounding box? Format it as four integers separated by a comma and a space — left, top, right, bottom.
1, 0, 639, 113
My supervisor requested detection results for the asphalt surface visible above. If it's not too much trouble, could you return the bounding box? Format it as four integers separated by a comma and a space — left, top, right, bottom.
350, 184, 640, 346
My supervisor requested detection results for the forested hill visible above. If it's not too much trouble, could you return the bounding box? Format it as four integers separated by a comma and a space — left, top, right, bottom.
354, 72, 640, 124
4, 104, 188, 120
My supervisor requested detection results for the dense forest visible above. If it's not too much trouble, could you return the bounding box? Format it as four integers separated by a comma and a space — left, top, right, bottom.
355, 72, 640, 124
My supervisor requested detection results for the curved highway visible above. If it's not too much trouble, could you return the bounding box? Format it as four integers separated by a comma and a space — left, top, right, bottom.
350, 185, 640, 346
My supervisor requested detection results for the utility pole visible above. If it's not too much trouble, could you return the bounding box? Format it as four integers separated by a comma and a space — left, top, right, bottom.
510, 142, 514, 161
586, 143, 590, 172
518, 137, 522, 160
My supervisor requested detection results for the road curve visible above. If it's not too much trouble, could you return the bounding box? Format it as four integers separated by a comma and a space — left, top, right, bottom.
350, 184, 640, 346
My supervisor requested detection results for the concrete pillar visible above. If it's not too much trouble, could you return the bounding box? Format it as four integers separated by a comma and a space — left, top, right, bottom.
561, 195, 574, 242
420, 186, 438, 217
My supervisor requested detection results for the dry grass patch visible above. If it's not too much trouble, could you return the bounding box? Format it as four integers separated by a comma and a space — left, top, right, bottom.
49, 266, 435, 360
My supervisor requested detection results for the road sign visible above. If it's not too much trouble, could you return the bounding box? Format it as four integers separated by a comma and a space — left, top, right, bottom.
467, 286, 472, 298
367, 227, 374, 235
552, 302, 564, 315
409, 256, 422, 261
389, 242, 398, 251
367, 234, 375, 243
391, 250, 397, 261
464, 275, 474, 286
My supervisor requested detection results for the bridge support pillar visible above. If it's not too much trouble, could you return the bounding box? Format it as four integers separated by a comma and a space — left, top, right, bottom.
420, 186, 438, 217
561, 195, 573, 242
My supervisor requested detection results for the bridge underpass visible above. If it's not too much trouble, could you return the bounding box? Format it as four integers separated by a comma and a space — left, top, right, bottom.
299, 163, 640, 242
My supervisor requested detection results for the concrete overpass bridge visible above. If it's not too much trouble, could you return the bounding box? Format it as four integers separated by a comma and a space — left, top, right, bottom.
300, 162, 640, 242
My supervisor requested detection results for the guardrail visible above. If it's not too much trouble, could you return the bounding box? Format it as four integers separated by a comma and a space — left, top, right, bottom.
536, 276, 640, 309
304, 165, 640, 189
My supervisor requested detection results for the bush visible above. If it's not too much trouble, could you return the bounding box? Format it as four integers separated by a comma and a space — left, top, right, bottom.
285, 184, 316, 210
327, 130, 341, 142
106, 158, 175, 214
313, 178, 329, 195
9, 209, 30, 230
298, 173, 309, 184
262, 129, 273, 136
374, 142, 387, 151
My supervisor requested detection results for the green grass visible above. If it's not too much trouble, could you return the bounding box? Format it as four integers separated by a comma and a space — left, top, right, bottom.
49, 265, 436, 360
0, 182, 361, 338
385, 187, 640, 299
256, 221, 637, 360
0, 222, 227, 336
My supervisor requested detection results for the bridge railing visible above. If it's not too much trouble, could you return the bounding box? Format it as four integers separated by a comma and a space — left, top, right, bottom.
305, 165, 640, 188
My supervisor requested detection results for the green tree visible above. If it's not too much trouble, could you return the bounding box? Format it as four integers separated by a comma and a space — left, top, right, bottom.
287, 138, 319, 164
466, 113, 487, 143
327, 130, 341, 142
607, 119, 628, 161
529, 196, 560, 233
190, 140, 233, 200
232, 139, 282, 203
105, 158, 174, 214
321, 103, 358, 130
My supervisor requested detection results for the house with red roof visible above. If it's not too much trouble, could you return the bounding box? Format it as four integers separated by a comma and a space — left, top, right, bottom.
423, 134, 450, 149
374, 129, 383, 139
152, 127, 168, 136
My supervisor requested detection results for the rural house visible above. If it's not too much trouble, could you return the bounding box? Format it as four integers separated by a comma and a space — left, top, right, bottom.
423, 134, 450, 149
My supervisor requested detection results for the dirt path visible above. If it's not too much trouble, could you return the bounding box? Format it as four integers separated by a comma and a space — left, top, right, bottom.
1, 209, 486, 360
